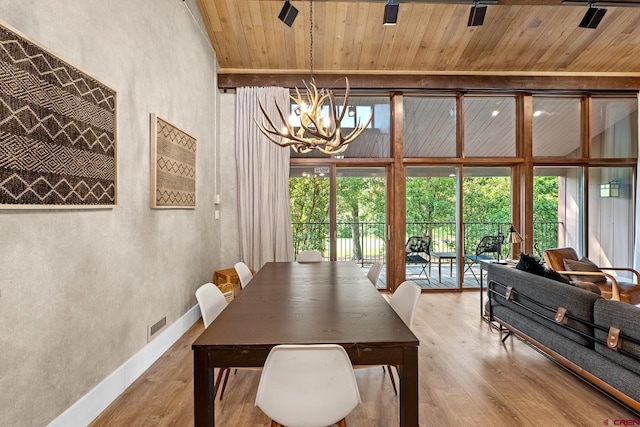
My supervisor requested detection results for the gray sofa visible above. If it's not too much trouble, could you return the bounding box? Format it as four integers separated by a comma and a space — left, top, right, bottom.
486, 263, 640, 414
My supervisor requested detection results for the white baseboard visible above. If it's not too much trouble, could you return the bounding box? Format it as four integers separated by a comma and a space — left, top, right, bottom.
48, 305, 201, 427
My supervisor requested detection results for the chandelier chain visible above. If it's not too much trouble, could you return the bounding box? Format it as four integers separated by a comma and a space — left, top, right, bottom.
309, 0, 314, 78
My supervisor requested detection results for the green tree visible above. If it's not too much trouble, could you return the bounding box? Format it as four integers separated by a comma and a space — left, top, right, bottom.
289, 176, 329, 254
406, 177, 456, 225
336, 177, 385, 260
533, 176, 558, 222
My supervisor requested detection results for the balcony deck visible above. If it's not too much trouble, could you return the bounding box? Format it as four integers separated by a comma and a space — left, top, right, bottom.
365, 262, 487, 290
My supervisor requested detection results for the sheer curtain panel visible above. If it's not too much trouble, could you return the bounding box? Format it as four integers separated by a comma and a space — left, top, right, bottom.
236, 87, 294, 270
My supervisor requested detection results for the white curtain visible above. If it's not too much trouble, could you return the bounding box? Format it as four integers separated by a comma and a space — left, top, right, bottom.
236, 87, 294, 271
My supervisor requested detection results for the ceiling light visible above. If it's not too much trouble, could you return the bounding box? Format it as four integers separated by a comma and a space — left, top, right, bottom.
468, 2, 487, 26
348, 106, 356, 117
278, 0, 298, 27
383, 1, 399, 26
579, 3, 606, 28
533, 110, 543, 117
491, 110, 499, 117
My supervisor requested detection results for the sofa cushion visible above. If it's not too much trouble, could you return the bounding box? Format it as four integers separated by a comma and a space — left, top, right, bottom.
563, 257, 607, 283
593, 299, 640, 377
488, 263, 601, 347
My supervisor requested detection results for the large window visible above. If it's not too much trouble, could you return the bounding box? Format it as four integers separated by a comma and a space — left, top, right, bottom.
406, 166, 458, 289
591, 97, 638, 158
404, 96, 456, 158
533, 97, 581, 157
290, 95, 390, 159
337, 168, 387, 286
289, 165, 388, 286
289, 91, 638, 292
462, 167, 512, 287
588, 167, 635, 276
533, 167, 583, 257
289, 166, 330, 258
464, 96, 516, 157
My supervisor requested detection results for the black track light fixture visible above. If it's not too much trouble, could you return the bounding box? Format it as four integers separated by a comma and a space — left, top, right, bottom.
383, 0, 399, 26
579, 3, 606, 28
468, 2, 487, 26
279, 0, 299, 27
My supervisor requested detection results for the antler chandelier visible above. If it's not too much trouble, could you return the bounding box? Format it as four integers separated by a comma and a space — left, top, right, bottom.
255, 0, 372, 155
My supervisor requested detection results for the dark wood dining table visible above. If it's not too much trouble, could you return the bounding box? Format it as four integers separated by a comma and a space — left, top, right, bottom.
192, 261, 420, 426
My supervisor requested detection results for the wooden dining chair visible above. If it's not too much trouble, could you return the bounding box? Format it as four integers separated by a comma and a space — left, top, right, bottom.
255, 344, 361, 427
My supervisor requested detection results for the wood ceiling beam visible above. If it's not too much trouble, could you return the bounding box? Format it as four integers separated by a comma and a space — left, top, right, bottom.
218, 73, 640, 91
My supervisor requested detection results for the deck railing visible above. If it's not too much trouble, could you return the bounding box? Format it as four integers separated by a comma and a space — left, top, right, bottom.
292, 221, 562, 265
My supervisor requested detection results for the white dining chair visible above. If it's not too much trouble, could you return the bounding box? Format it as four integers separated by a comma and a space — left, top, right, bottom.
195, 282, 228, 328
353, 279, 421, 395
234, 261, 254, 288
385, 280, 421, 394
255, 344, 361, 427
195, 283, 231, 399
296, 250, 324, 262
389, 280, 421, 327
367, 261, 383, 286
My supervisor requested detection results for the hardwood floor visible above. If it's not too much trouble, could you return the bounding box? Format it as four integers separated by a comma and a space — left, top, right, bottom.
90, 292, 637, 426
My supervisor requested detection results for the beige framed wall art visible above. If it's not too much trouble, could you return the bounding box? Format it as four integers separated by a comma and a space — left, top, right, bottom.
0, 21, 117, 209
150, 114, 197, 208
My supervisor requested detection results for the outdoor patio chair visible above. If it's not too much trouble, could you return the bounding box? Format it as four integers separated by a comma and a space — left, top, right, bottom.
464, 235, 503, 282
405, 235, 431, 281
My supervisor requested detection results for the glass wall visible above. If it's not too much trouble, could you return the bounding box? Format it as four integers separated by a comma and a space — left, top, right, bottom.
462, 167, 511, 260
290, 95, 390, 159
404, 96, 457, 158
289, 166, 330, 258
336, 167, 387, 287
289, 91, 637, 292
587, 167, 635, 277
591, 97, 638, 158
533, 167, 583, 257
464, 96, 516, 157
406, 166, 458, 289
532, 97, 581, 157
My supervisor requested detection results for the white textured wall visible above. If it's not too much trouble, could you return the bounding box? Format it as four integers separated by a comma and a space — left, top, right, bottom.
0, 1, 223, 425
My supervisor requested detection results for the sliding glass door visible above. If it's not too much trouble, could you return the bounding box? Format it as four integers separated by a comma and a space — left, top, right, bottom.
290, 165, 388, 287
337, 168, 387, 288
290, 166, 330, 260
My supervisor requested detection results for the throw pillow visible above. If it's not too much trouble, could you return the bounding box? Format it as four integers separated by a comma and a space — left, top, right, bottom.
563, 257, 607, 283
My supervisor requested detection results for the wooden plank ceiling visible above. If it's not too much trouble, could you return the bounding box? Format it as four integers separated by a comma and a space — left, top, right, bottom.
196, 0, 640, 78
195, 0, 639, 160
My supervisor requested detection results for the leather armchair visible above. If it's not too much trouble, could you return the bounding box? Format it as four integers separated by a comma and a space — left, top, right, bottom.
543, 247, 640, 305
